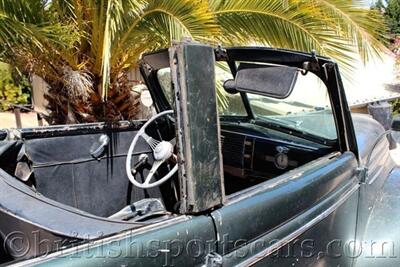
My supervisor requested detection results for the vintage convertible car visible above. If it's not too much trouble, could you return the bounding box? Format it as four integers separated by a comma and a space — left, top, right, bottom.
1, 42, 399, 266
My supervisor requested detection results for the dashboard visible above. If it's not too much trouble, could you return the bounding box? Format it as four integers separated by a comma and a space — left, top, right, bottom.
220, 121, 333, 180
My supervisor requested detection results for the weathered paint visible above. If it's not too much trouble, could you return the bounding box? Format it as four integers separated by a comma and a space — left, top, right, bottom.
2, 44, 399, 267
211, 152, 359, 266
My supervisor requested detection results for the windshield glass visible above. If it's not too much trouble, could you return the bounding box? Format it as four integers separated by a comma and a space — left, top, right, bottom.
156, 64, 337, 141
247, 72, 337, 140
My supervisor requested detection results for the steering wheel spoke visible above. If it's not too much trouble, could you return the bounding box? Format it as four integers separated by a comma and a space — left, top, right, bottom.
141, 131, 160, 150
169, 137, 176, 147
144, 159, 165, 185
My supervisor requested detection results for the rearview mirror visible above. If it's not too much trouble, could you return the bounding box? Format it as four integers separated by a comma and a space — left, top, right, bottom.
223, 63, 299, 99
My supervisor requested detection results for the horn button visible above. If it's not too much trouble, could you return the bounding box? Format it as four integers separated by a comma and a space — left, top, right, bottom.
153, 141, 174, 161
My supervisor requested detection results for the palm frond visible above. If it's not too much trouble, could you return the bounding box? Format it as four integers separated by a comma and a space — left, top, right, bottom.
0, 0, 390, 123
210, 0, 387, 76
91, 0, 143, 98
305, 0, 389, 61
0, 0, 47, 24
211, 0, 328, 50
112, 0, 220, 63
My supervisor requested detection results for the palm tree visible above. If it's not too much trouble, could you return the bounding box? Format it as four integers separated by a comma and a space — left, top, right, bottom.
0, 0, 388, 124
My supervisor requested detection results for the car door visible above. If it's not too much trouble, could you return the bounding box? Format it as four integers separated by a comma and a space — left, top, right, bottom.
211, 151, 360, 266
13, 215, 217, 267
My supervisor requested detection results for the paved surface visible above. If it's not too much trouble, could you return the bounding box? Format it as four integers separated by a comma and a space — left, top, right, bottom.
0, 112, 44, 129
391, 147, 400, 165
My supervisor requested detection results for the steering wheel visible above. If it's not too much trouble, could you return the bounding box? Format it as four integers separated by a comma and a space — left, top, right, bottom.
126, 110, 178, 189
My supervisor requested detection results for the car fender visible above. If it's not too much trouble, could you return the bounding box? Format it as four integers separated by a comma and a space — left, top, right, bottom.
355, 167, 400, 266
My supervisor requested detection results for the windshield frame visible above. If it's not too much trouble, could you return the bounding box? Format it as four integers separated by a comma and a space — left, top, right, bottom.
140, 47, 359, 157
154, 65, 338, 145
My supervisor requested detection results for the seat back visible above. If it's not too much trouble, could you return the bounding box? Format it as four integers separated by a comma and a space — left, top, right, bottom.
18, 123, 162, 217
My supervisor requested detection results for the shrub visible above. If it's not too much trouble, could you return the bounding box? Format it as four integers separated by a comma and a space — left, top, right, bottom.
0, 71, 31, 111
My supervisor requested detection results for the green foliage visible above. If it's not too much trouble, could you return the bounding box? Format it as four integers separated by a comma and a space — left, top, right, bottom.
373, 0, 400, 35
391, 98, 400, 115
385, 0, 400, 34
0, 1, 389, 91
0, 71, 30, 111
0, 0, 390, 123
372, 1, 400, 115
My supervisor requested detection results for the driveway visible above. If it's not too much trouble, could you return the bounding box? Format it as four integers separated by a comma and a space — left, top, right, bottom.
0, 112, 44, 129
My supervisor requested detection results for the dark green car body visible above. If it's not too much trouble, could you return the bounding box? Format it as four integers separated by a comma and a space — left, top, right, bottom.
1, 42, 399, 267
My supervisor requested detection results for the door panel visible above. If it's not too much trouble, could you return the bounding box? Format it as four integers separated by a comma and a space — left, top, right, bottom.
212, 152, 359, 266
24, 216, 217, 267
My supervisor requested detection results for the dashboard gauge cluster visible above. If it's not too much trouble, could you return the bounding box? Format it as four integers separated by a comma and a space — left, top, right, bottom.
274, 146, 290, 170
274, 152, 289, 170
221, 127, 319, 179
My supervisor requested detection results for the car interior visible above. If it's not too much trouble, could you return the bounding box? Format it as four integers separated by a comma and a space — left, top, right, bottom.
0, 115, 334, 216
0, 68, 337, 217
0, 56, 339, 262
